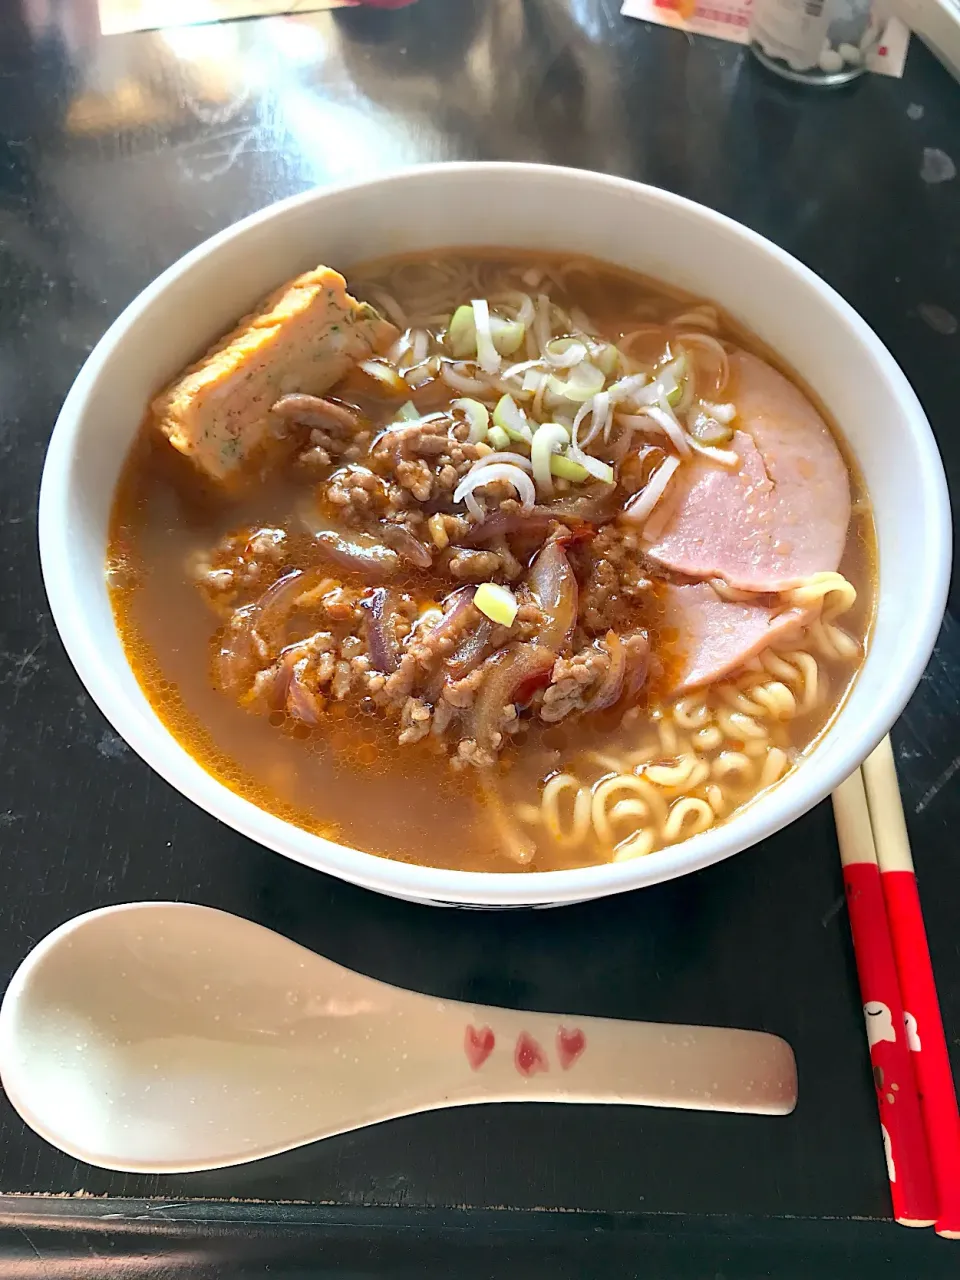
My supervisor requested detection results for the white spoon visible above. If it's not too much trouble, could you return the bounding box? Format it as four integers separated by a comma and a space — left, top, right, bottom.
0, 903, 797, 1173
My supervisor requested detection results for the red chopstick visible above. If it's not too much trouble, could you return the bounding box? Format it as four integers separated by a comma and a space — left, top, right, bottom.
832, 769, 937, 1227
862, 736, 960, 1239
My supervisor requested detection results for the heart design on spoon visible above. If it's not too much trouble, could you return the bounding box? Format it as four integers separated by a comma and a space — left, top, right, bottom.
557, 1026, 586, 1070
464, 1024, 495, 1070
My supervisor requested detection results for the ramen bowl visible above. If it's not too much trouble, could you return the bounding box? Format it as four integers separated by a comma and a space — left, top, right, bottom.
38, 164, 950, 907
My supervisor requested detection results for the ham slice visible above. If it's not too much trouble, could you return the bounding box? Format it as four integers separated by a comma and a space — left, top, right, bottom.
660, 583, 808, 693
645, 351, 851, 591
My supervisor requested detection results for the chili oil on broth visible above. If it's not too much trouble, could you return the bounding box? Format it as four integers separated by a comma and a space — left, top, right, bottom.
107, 248, 876, 873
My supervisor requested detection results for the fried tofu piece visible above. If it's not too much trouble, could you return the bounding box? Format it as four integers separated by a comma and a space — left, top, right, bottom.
151, 266, 398, 482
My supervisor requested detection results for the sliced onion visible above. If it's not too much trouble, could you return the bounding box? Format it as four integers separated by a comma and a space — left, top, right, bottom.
452, 397, 490, 442
575, 391, 611, 448
672, 305, 719, 331
410, 329, 429, 364
700, 400, 736, 424
534, 292, 552, 354
677, 332, 729, 395
358, 360, 406, 394
440, 361, 490, 394
638, 404, 691, 457
472, 299, 501, 374
620, 455, 681, 525
471, 450, 534, 473
493, 290, 536, 329
688, 406, 734, 445
454, 462, 536, 520
544, 338, 588, 368
584, 632, 626, 712
569, 398, 616, 484
500, 358, 542, 380
607, 371, 652, 404
365, 287, 407, 330
470, 644, 556, 752
427, 585, 477, 642
548, 361, 604, 403
527, 539, 578, 651
687, 438, 739, 466
313, 531, 400, 580
360, 587, 400, 674
287, 666, 323, 725
272, 395, 360, 431
381, 524, 433, 568
530, 423, 570, 497
446, 618, 495, 680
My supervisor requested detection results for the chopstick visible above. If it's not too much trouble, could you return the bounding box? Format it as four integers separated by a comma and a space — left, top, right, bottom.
832, 768, 937, 1227
862, 736, 960, 1240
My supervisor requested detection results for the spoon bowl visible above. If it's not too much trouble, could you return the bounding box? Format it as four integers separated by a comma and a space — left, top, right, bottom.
0, 903, 797, 1173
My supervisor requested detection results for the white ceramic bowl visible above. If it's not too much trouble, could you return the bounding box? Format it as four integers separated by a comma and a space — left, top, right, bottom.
39, 163, 951, 908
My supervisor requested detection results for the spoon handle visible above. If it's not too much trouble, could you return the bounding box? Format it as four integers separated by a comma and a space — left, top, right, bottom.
449, 1005, 797, 1115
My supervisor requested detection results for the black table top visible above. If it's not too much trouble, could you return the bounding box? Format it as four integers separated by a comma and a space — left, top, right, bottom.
1, 0, 959, 1273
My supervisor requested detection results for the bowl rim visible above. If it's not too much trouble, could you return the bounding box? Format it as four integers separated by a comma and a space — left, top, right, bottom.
38, 161, 952, 906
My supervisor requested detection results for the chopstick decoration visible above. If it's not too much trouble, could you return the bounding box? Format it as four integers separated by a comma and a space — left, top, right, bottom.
862, 737, 960, 1240
832, 768, 937, 1228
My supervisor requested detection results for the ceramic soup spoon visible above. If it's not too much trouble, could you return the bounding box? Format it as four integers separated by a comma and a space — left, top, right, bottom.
0, 903, 797, 1173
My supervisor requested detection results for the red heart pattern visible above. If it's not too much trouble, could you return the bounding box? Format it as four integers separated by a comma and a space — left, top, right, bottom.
464, 1024, 495, 1070
557, 1026, 586, 1070
515, 1031, 548, 1076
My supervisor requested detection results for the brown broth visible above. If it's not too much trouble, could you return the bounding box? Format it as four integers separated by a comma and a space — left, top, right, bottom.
108, 249, 877, 872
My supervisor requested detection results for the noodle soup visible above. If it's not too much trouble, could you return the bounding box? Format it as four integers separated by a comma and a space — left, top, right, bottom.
109, 250, 875, 873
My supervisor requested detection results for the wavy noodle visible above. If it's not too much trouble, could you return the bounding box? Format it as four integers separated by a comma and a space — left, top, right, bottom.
664, 797, 715, 841
613, 828, 657, 861
542, 773, 592, 848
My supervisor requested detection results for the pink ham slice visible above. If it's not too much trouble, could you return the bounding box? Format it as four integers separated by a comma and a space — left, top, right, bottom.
645, 351, 851, 592
661, 582, 808, 693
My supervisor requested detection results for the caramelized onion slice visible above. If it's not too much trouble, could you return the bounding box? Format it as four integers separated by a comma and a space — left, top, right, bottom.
584, 632, 626, 713
272, 394, 360, 432
470, 643, 556, 752
313, 531, 399, 581
426, 585, 477, 642
360, 587, 399, 674
217, 569, 319, 694
446, 619, 495, 680
381, 524, 433, 569
527, 539, 578, 652
287, 667, 323, 724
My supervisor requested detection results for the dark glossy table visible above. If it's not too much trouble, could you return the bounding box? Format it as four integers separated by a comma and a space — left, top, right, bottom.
1, 1, 958, 1274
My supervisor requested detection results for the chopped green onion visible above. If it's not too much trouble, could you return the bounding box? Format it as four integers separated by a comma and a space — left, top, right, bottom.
395, 401, 420, 422
592, 343, 620, 378
490, 315, 526, 356
493, 394, 533, 443
547, 361, 605, 403
447, 305, 476, 358
550, 454, 590, 482
702, 401, 736, 424
488, 424, 510, 450
452, 397, 490, 443
544, 337, 588, 368
475, 582, 519, 627
530, 423, 570, 497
